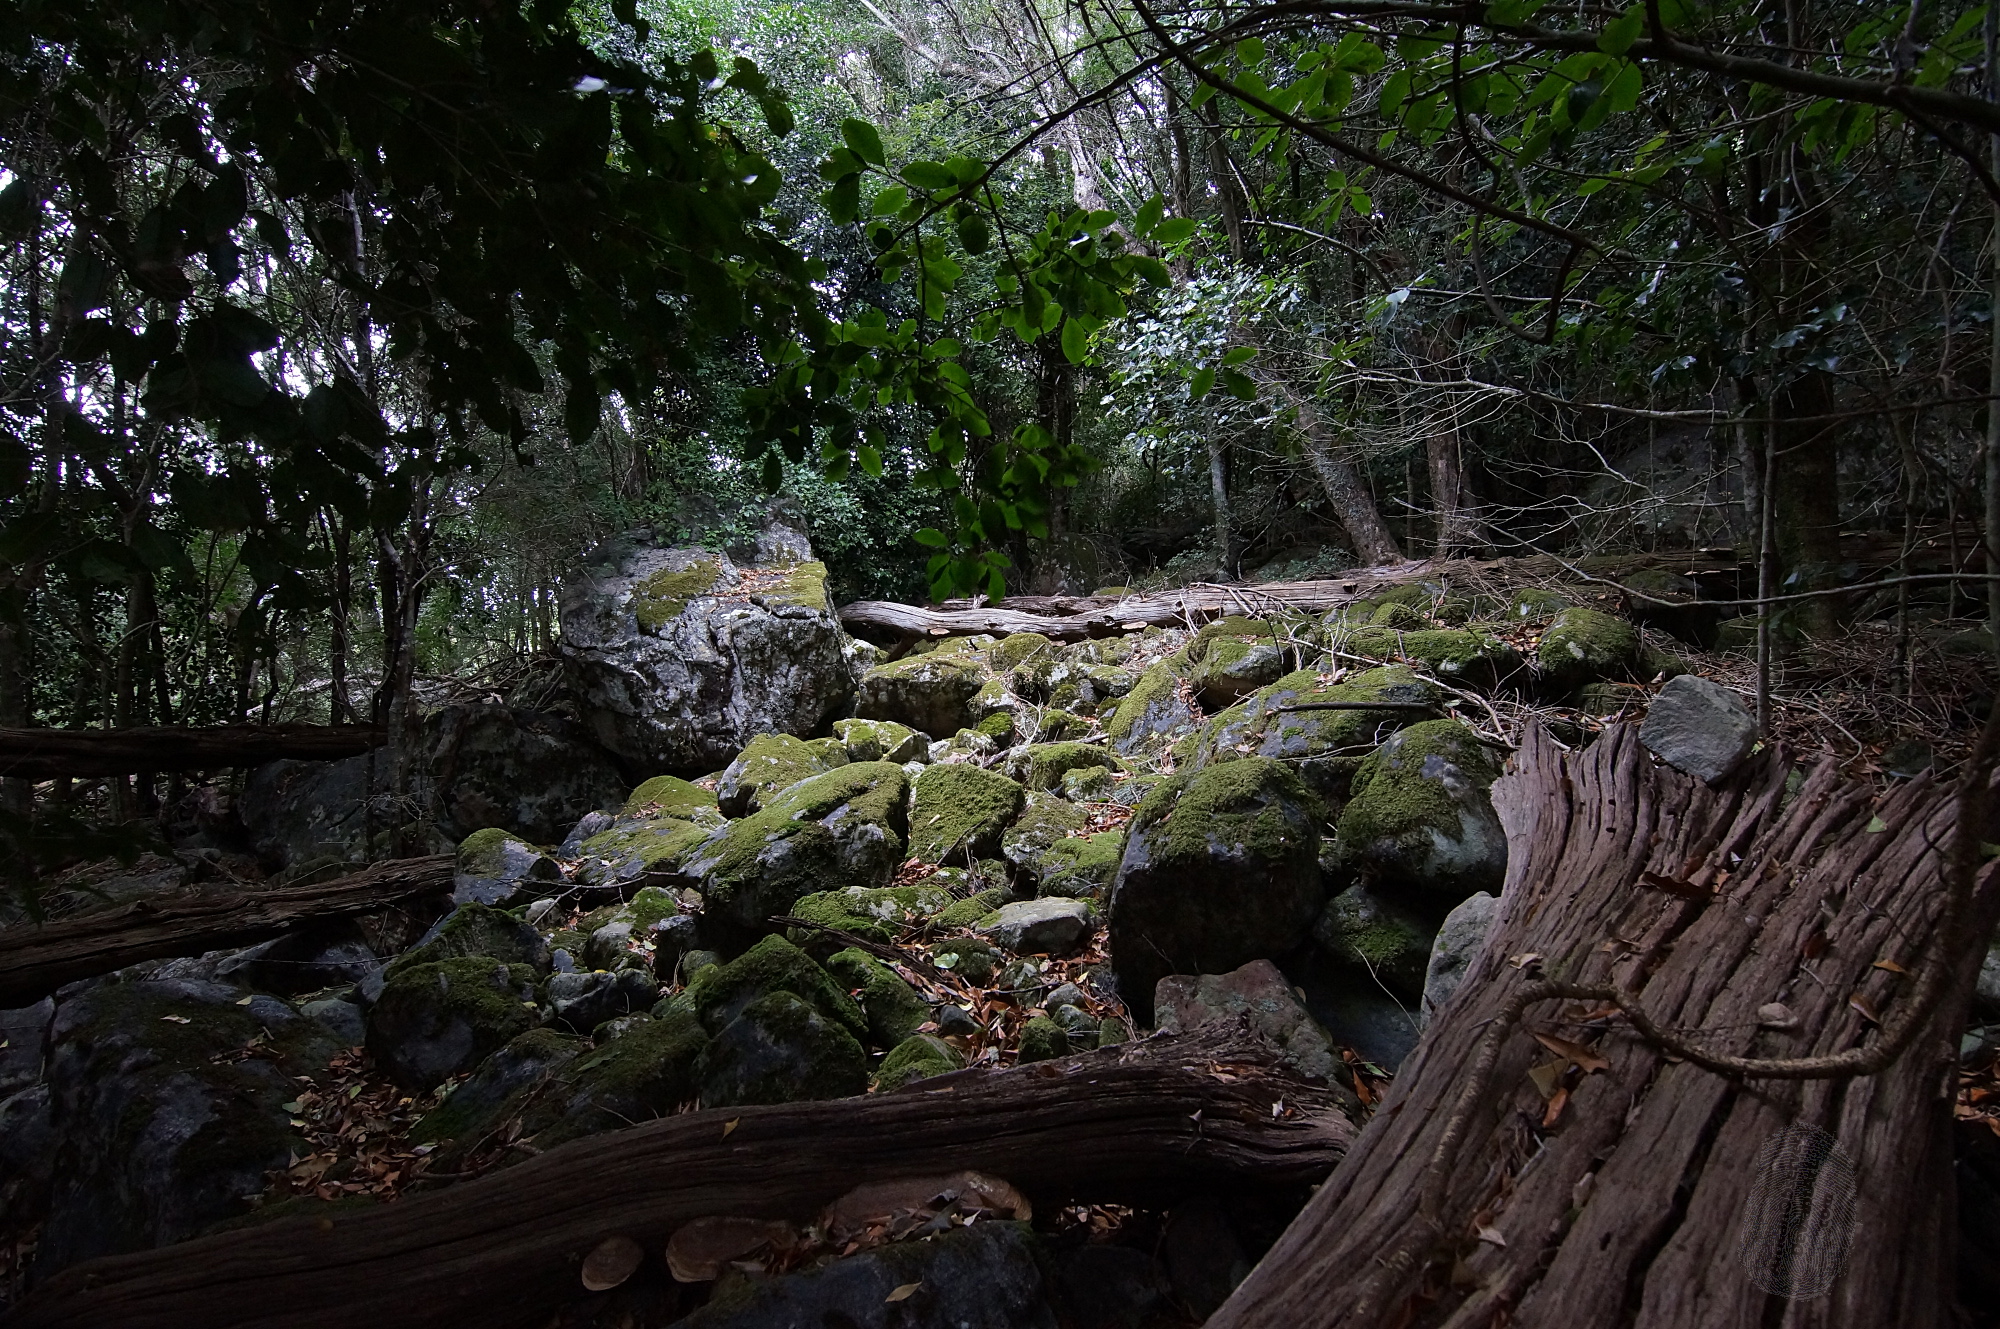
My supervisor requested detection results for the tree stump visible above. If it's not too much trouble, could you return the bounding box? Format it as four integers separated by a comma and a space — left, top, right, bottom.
1211, 724, 1997, 1329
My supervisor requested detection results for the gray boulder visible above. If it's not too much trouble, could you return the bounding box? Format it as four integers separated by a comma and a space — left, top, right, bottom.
978, 898, 1095, 957
855, 651, 988, 738
1108, 757, 1326, 1023
1422, 891, 1499, 1025
453, 828, 563, 907
1189, 666, 1441, 805
34, 979, 335, 1277
1154, 960, 1347, 1086
365, 958, 541, 1091
545, 968, 659, 1034
1312, 886, 1438, 1001
1335, 720, 1506, 905
559, 530, 856, 771
694, 991, 869, 1107
212, 920, 381, 996
1640, 674, 1758, 783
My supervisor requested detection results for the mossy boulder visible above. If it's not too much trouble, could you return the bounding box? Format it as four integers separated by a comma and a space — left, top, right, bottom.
935, 887, 1010, 929
413, 1025, 583, 1148
544, 967, 659, 1034
1035, 830, 1126, 901
695, 992, 870, 1107
715, 733, 847, 817
532, 1009, 708, 1148
453, 828, 562, 908
1505, 587, 1572, 621
1368, 602, 1429, 630
1153, 959, 1349, 1086
682, 935, 866, 1040
1190, 636, 1291, 710
1335, 719, 1506, 905
907, 763, 1026, 863
1190, 666, 1441, 805
573, 811, 722, 895
832, 717, 927, 764
1009, 741, 1120, 792
621, 774, 721, 821
1338, 627, 1522, 688
367, 958, 542, 1091
1058, 764, 1116, 802
686, 762, 909, 935
1312, 886, 1437, 1000
1000, 792, 1089, 885
856, 653, 987, 738
1537, 607, 1642, 687
390, 903, 551, 979
34, 978, 337, 1276
824, 948, 930, 1047
1016, 1015, 1070, 1063
1103, 655, 1196, 755
786, 883, 956, 953
930, 937, 1001, 985
1621, 568, 1721, 647
873, 1034, 963, 1091
1108, 758, 1326, 1022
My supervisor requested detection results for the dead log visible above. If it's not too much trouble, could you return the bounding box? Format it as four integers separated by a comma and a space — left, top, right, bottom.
8, 1023, 1353, 1329
0, 856, 453, 1008
0, 724, 384, 780
1209, 724, 1998, 1329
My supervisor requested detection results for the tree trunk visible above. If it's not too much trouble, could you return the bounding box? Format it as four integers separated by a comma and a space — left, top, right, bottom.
1209, 724, 1996, 1329
1277, 381, 1405, 565
1773, 369, 1843, 638
1208, 432, 1237, 578
1427, 423, 1470, 559
0, 854, 452, 1008
8, 1023, 1353, 1329
0, 723, 385, 779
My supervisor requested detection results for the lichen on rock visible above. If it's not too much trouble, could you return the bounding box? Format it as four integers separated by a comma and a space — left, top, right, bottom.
906, 762, 1025, 863
1536, 607, 1642, 687
714, 733, 847, 817
1190, 665, 1440, 805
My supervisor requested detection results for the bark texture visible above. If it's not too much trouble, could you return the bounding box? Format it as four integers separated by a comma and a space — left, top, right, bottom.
0, 724, 385, 779
0, 855, 452, 1007
1209, 724, 1996, 1329
8, 1023, 1352, 1329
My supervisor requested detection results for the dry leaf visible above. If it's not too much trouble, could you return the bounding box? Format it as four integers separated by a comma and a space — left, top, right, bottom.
1526, 1059, 1566, 1102
1802, 931, 1829, 959
721, 1118, 740, 1139
1849, 994, 1881, 1025
821, 1171, 1030, 1238
1542, 1086, 1570, 1128
1637, 870, 1713, 901
1872, 958, 1907, 974
1475, 1225, 1507, 1248
159, 1014, 191, 1024
1507, 953, 1543, 970
1532, 1031, 1611, 1074
1757, 1002, 1798, 1030
235, 995, 256, 1005
885, 1282, 922, 1303
665, 1217, 798, 1283
580, 1234, 644, 1292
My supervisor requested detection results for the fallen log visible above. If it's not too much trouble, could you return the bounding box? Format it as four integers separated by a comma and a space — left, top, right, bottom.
0, 723, 385, 780
8, 1022, 1353, 1329
1209, 724, 1999, 1329
0, 855, 453, 1008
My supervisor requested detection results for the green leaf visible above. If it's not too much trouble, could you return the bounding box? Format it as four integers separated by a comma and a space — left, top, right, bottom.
1135, 195, 1164, 236
1189, 366, 1216, 399
902, 160, 956, 191
1865, 815, 1887, 834
912, 527, 948, 548
841, 119, 885, 166
956, 213, 990, 254
1221, 368, 1256, 401
871, 185, 909, 216
857, 444, 884, 478
1598, 5, 1645, 55
1485, 0, 1547, 21
1601, 59, 1643, 115
826, 174, 861, 224
1153, 218, 1198, 246
1060, 318, 1090, 365
1222, 346, 1257, 366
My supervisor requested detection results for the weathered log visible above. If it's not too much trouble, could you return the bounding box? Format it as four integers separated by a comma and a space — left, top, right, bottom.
1209, 724, 1998, 1329
0, 724, 385, 780
8, 1023, 1353, 1329
0, 855, 453, 1008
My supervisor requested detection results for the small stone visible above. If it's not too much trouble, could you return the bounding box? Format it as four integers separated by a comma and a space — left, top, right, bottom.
1421, 892, 1498, 1026
1016, 1015, 1070, 1063
1154, 960, 1346, 1085
1042, 982, 1086, 1013
978, 898, 1095, 957
936, 1005, 981, 1038
1639, 675, 1758, 784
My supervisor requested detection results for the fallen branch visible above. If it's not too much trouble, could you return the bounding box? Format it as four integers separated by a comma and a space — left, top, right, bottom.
9, 1022, 1353, 1329
0, 856, 454, 1007
0, 724, 385, 780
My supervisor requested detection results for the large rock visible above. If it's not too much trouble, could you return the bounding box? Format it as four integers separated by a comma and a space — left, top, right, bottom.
855, 651, 987, 738
1422, 891, 1498, 1025
694, 991, 869, 1107
453, 828, 563, 907
559, 530, 856, 771
686, 763, 909, 935
34, 978, 335, 1277
1103, 657, 1197, 754
1312, 885, 1437, 1001
873, 1033, 963, 1091
1639, 674, 1758, 783
681, 935, 867, 1040
1108, 758, 1326, 1022
1537, 607, 1642, 689
1153, 959, 1346, 1086
1187, 617, 1292, 709
977, 898, 1095, 956
824, 948, 930, 1047
786, 883, 956, 954
1189, 666, 1442, 806
667, 1221, 1056, 1329
714, 733, 847, 816
365, 958, 541, 1091
907, 762, 1025, 863
1337, 626, 1521, 688
1334, 720, 1506, 905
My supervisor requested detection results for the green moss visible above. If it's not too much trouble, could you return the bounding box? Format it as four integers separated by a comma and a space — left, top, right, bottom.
576, 815, 718, 892
1506, 587, 1571, 621
755, 559, 831, 610
717, 733, 845, 814
1103, 653, 1193, 748
1191, 616, 1276, 662
1336, 719, 1500, 873
536, 1008, 708, 1145
411, 1025, 583, 1145
633, 557, 724, 633
975, 711, 1016, 741
1340, 627, 1521, 683
1037, 830, 1127, 899
620, 775, 718, 820
457, 827, 527, 876
694, 991, 870, 1106
1191, 665, 1440, 804
832, 718, 924, 763
907, 763, 1025, 863
873, 1034, 963, 1090
787, 883, 955, 950
682, 934, 866, 1038
1020, 742, 1119, 792
369, 958, 542, 1088
825, 948, 930, 1046
1313, 888, 1433, 995
1016, 1015, 1070, 1063
693, 762, 909, 905
988, 632, 1057, 673
929, 936, 1000, 984
935, 887, 1009, 929
1537, 607, 1641, 683
1368, 602, 1429, 630
857, 653, 986, 736
1137, 757, 1324, 867
391, 903, 548, 978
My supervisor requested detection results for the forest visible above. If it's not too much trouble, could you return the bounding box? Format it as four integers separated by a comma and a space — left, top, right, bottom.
2, 0, 2000, 1326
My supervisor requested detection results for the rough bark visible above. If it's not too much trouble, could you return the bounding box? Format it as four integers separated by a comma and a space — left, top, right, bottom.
1209, 724, 1997, 1329
8, 1023, 1354, 1329
0, 854, 451, 1008
0, 724, 386, 780
1277, 382, 1405, 565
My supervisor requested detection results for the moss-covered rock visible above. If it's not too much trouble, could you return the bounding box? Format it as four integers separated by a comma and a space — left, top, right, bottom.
695, 991, 870, 1107
1103, 654, 1196, 754
999, 791, 1089, 885
872, 1033, 963, 1091
714, 733, 846, 817
1537, 607, 1642, 687
412, 1026, 583, 1148
1190, 666, 1441, 805
574, 812, 722, 895
1335, 719, 1506, 904
631, 556, 727, 633
1368, 601, 1429, 630
856, 653, 987, 738
786, 883, 955, 952
1057, 764, 1116, 802
533, 1008, 708, 1148
366, 958, 542, 1091
824, 948, 930, 1047
686, 762, 910, 935
544, 966, 660, 1034
682, 935, 866, 1039
1506, 587, 1572, 621
832, 717, 927, 764
935, 887, 1010, 929
1016, 1015, 1070, 1063
907, 763, 1026, 863
391, 903, 551, 979
1312, 886, 1437, 999
1338, 627, 1522, 688
989, 631, 1059, 674
453, 829, 562, 908
1189, 636, 1291, 710
1108, 757, 1326, 1022
1010, 741, 1120, 792
621, 775, 721, 821
929, 936, 1001, 985
1035, 830, 1126, 900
